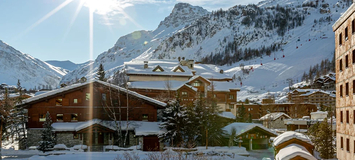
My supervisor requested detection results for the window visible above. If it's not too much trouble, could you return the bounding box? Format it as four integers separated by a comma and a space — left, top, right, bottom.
229, 95, 234, 99
340, 59, 343, 71
229, 104, 234, 109
340, 85, 343, 97
347, 110, 349, 123
56, 99, 63, 106
56, 114, 63, 121
353, 20, 355, 34
346, 82, 349, 96
86, 93, 90, 100
193, 81, 201, 87
346, 55, 349, 68
353, 80, 355, 94
347, 138, 350, 152
354, 110, 355, 124
345, 27, 348, 40
181, 91, 187, 97
339, 33, 343, 45
214, 94, 216, 98
353, 50, 355, 64
73, 133, 79, 139
341, 111, 343, 123
142, 114, 148, 121
71, 113, 78, 121
73, 99, 78, 104
102, 93, 106, 101
39, 114, 46, 122
341, 137, 344, 149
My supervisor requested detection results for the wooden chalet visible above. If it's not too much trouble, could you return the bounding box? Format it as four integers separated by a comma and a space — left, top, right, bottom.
223, 123, 277, 150
19, 80, 166, 151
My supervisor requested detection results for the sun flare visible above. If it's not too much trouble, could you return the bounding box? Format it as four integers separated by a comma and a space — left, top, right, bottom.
83, 0, 118, 15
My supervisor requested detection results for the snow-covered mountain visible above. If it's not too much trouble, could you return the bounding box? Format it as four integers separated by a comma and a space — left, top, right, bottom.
0, 40, 67, 89
62, 0, 349, 101
46, 60, 91, 72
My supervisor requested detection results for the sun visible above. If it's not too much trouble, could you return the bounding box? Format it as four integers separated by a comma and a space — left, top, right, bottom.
83, 0, 117, 15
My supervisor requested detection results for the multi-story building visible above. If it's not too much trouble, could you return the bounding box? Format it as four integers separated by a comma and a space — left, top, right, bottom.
288, 89, 335, 108
333, 4, 355, 159
19, 80, 166, 151
124, 59, 240, 115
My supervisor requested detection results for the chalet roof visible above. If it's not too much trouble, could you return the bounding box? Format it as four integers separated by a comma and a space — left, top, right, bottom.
223, 123, 277, 137
188, 75, 211, 84
299, 90, 332, 97
259, 112, 291, 121
124, 60, 231, 80
275, 144, 317, 160
129, 81, 197, 92
218, 112, 236, 119
125, 60, 192, 77
212, 81, 240, 92
51, 119, 165, 136
22, 80, 167, 107
273, 131, 313, 147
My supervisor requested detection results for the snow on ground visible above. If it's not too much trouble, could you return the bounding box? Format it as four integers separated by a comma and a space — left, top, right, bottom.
2, 146, 257, 160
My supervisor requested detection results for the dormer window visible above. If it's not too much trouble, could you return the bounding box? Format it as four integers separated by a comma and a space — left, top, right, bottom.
193, 81, 201, 87
172, 65, 185, 73
152, 65, 164, 72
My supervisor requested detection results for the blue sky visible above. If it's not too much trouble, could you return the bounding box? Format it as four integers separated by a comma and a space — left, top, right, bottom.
0, 0, 263, 63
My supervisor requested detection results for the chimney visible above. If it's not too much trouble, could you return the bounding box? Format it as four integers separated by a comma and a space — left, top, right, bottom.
178, 57, 181, 62
182, 57, 185, 60
192, 70, 196, 75
144, 61, 148, 69
220, 69, 224, 74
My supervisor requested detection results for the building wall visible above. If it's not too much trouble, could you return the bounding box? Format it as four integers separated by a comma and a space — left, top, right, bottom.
128, 75, 190, 82
26, 83, 159, 128
334, 4, 355, 160
56, 132, 81, 147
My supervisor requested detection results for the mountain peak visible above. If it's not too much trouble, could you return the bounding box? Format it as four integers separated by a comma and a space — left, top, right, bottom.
158, 3, 209, 28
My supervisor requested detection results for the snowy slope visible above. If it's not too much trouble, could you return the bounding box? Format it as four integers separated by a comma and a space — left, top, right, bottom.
46, 60, 85, 71
61, 3, 208, 84
0, 40, 67, 89
62, 0, 348, 102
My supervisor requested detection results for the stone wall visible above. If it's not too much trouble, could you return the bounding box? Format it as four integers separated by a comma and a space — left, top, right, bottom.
27, 129, 43, 147
56, 133, 81, 147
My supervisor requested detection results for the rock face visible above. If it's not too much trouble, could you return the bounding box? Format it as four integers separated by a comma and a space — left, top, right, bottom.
0, 40, 66, 89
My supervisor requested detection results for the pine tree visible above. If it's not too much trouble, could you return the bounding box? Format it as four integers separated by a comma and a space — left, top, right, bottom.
237, 104, 247, 122
159, 99, 187, 147
308, 118, 334, 159
38, 112, 56, 153
96, 64, 106, 81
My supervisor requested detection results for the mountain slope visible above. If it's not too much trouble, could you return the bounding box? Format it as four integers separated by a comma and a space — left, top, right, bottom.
61, 3, 208, 83
0, 40, 67, 89
45, 60, 79, 71
62, 0, 347, 102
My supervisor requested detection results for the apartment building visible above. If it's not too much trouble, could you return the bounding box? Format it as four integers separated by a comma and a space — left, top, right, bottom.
333, 3, 355, 159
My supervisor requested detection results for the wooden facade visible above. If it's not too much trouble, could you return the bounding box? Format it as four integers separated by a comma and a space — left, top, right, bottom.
22, 81, 165, 150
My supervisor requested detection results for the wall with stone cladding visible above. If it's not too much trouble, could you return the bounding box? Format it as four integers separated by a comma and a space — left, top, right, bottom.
27, 129, 43, 147
56, 133, 81, 147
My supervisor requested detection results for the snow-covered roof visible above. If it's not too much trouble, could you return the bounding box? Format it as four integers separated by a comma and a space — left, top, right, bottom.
333, 3, 355, 30
22, 80, 166, 107
188, 75, 211, 84
124, 60, 232, 80
125, 60, 192, 77
275, 144, 317, 160
212, 81, 240, 92
52, 119, 165, 136
129, 81, 186, 90
259, 112, 291, 121
218, 112, 236, 119
273, 131, 313, 147
223, 123, 277, 137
